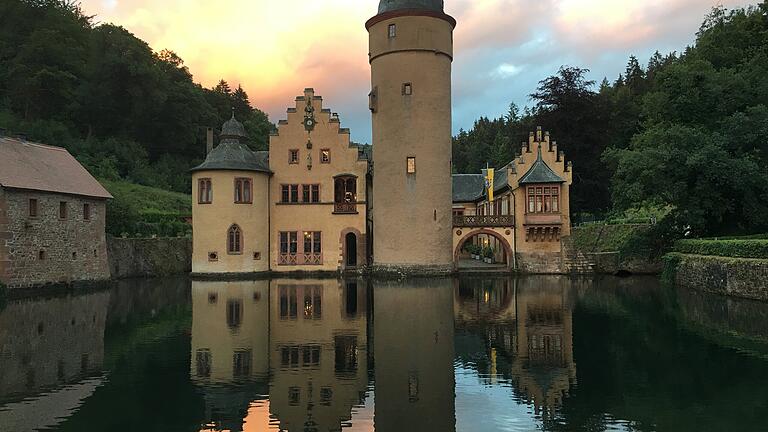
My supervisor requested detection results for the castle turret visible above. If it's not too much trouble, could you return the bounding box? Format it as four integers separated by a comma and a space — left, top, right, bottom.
367, 0, 455, 272
190, 114, 271, 274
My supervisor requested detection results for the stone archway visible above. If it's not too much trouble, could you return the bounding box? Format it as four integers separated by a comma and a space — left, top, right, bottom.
454, 228, 514, 271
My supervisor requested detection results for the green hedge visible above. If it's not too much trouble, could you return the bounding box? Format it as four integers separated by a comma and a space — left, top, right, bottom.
673, 239, 768, 259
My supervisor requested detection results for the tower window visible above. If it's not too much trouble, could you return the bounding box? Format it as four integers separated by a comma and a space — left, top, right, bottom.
407, 157, 416, 174
402, 83, 412, 95
59, 201, 68, 219
83, 203, 91, 220
198, 178, 212, 204
234, 178, 252, 204
227, 225, 243, 255
369, 87, 378, 113
388, 23, 396, 38
320, 149, 331, 164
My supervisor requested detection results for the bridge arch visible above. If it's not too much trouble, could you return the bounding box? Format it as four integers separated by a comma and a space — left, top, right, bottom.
453, 228, 514, 271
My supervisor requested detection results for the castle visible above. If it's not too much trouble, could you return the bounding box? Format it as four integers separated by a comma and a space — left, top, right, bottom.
191, 0, 572, 275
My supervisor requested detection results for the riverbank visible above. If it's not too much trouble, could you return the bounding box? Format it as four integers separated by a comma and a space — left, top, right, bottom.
665, 253, 768, 301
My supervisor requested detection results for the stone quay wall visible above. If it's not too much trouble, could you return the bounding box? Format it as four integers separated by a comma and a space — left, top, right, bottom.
107, 236, 191, 280
671, 254, 768, 301
0, 188, 110, 289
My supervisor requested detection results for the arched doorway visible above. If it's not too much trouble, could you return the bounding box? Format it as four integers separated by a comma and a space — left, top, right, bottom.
345, 232, 358, 268
455, 229, 512, 271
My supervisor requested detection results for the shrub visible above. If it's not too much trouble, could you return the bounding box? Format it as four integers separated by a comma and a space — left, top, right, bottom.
673, 239, 768, 259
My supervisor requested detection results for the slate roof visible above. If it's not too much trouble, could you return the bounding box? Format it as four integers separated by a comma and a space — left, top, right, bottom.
190, 115, 271, 174
0, 137, 112, 199
190, 140, 271, 173
378, 0, 444, 13
452, 174, 485, 202
493, 164, 510, 192
518, 145, 564, 185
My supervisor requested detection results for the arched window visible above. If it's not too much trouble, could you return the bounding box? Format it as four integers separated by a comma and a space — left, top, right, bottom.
228, 225, 243, 254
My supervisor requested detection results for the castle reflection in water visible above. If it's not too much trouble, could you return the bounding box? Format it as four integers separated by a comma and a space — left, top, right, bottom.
190, 277, 576, 431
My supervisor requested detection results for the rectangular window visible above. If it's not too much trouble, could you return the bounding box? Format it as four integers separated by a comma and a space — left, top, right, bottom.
303, 231, 321, 254
388, 23, 396, 38
281, 184, 301, 203
281, 185, 290, 203
29, 199, 38, 218
83, 203, 91, 220
198, 178, 212, 204
311, 184, 320, 203
301, 184, 320, 203
407, 157, 416, 174
59, 201, 68, 219
320, 149, 330, 164
234, 178, 252, 204
402, 83, 412, 95
453, 208, 465, 216
289, 149, 299, 164
280, 232, 298, 255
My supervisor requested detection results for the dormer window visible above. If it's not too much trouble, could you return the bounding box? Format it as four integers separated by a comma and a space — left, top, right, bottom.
388, 24, 396, 38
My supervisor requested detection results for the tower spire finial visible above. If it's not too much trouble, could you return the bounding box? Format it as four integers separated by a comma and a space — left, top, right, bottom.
231, 107, 235, 119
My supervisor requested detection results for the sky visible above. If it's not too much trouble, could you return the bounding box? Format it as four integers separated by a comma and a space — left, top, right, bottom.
80, 0, 754, 143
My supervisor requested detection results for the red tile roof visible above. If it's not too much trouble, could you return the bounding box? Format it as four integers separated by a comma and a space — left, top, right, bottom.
0, 137, 112, 199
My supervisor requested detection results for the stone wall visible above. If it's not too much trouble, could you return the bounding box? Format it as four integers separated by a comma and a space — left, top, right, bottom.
107, 236, 191, 279
673, 254, 768, 301
1, 188, 110, 288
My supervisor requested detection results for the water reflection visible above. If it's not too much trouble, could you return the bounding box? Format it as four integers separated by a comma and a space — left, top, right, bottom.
373, 278, 456, 432
0, 293, 108, 431
191, 279, 370, 432
1, 276, 768, 432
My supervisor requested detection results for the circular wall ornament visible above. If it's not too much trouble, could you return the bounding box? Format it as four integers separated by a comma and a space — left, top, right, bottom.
456, 230, 462, 236
505, 229, 511, 235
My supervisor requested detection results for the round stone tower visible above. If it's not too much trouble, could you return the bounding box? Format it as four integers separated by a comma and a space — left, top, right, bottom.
367, 0, 455, 272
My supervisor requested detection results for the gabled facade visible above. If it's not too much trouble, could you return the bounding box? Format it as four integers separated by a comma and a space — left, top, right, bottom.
191, 89, 369, 275
452, 127, 573, 272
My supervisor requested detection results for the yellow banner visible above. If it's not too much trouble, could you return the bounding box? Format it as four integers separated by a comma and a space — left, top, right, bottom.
484, 168, 495, 202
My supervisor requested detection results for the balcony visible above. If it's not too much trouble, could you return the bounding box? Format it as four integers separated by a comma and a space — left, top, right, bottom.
453, 215, 515, 228
334, 202, 358, 214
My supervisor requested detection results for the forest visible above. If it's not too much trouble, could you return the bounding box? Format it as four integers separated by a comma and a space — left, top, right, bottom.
453, 2, 768, 239
0, 0, 273, 194
1, 0, 767, 240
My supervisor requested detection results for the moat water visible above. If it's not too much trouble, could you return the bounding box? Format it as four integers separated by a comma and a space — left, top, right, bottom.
1, 275, 767, 432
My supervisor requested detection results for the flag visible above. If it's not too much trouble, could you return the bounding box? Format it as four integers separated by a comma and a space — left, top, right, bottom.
483, 168, 495, 202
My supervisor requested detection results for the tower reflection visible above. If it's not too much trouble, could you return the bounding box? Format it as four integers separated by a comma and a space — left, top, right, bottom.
372, 278, 456, 432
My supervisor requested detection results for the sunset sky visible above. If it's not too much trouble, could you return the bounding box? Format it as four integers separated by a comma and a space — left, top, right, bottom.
79, 0, 753, 143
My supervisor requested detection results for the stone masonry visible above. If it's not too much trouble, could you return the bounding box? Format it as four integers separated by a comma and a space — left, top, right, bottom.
0, 189, 110, 288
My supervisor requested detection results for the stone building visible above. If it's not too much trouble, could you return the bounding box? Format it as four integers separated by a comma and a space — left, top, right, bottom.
190, 0, 575, 275
0, 136, 112, 288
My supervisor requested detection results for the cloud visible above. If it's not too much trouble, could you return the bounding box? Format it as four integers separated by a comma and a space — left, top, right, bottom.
79, 0, 756, 142
491, 63, 524, 79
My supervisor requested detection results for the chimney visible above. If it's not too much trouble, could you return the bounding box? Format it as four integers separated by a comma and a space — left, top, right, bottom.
206, 127, 214, 154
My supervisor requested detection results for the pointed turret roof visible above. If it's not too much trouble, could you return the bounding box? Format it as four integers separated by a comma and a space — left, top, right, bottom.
190, 114, 270, 173
518, 144, 564, 185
